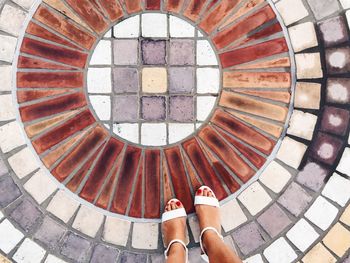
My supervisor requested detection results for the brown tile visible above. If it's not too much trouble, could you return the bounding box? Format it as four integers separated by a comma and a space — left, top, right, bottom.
223, 71, 291, 88
122, 0, 142, 13
144, 150, 161, 218
111, 146, 142, 214
234, 90, 291, 103
199, 0, 240, 33
162, 154, 174, 204
128, 157, 143, 218
80, 138, 124, 202
17, 71, 83, 88
20, 38, 87, 68
32, 109, 95, 154
33, 5, 96, 49
219, 38, 288, 68
211, 109, 276, 154
164, 147, 194, 213
19, 92, 86, 122
219, 91, 289, 122
182, 152, 202, 192
145, 0, 161, 10
65, 0, 109, 34
183, 0, 208, 21
18, 56, 76, 71
198, 126, 255, 183
17, 89, 74, 104
232, 56, 291, 70
166, 0, 185, 12
182, 138, 227, 200
52, 126, 108, 182
99, 0, 123, 21
213, 5, 276, 49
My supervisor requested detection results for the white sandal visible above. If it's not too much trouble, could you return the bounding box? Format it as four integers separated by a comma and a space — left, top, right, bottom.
195, 186, 223, 262
162, 199, 188, 263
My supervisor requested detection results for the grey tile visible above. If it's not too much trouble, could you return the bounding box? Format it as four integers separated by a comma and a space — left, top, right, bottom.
34, 217, 66, 250
0, 157, 8, 177
307, 0, 340, 20
0, 176, 21, 208
10, 199, 42, 232
60, 232, 92, 263
119, 252, 147, 263
90, 244, 119, 263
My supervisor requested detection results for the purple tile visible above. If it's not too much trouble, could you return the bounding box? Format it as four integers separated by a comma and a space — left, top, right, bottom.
0, 176, 21, 208
344, 255, 350, 263
326, 47, 350, 74
112, 95, 138, 122
307, 0, 340, 20
169, 96, 194, 122
231, 221, 266, 255
142, 40, 166, 65
141, 96, 166, 121
34, 217, 66, 250
320, 106, 350, 136
169, 67, 195, 94
119, 252, 147, 263
90, 244, 119, 263
60, 232, 92, 263
310, 132, 344, 165
150, 254, 165, 263
10, 199, 42, 232
296, 161, 329, 192
113, 68, 139, 93
188, 247, 203, 263
318, 16, 349, 47
257, 204, 291, 238
169, 40, 195, 65
326, 78, 350, 104
278, 182, 312, 216
0, 157, 8, 177
114, 39, 138, 65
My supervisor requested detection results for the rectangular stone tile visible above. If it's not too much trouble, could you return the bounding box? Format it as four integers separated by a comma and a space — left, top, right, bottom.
0, 176, 21, 208
323, 223, 350, 257
0, 35, 17, 63
132, 222, 159, 249
18, 90, 74, 104
166, 0, 185, 12
145, 0, 160, 10
0, 5, 27, 36
0, 219, 24, 253
98, 0, 123, 21
13, 238, 46, 263
47, 190, 79, 223
183, 0, 207, 21
123, 0, 142, 13
72, 205, 104, 238
128, 161, 143, 218
60, 232, 92, 263
10, 199, 42, 232
90, 244, 119, 263
9, 147, 40, 179
34, 216, 66, 250
103, 216, 131, 246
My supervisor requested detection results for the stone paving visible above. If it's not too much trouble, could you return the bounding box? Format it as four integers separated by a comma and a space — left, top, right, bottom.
0, 0, 349, 262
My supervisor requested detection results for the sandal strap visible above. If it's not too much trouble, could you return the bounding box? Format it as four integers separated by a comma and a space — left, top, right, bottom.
199, 227, 223, 258
164, 239, 188, 263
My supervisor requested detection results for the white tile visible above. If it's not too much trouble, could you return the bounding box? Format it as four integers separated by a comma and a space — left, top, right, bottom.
238, 182, 272, 216
90, 40, 112, 65
113, 123, 139, 144
103, 216, 131, 246
196, 40, 218, 65
197, 30, 204, 37
0, 94, 16, 121
89, 95, 111, 121
244, 255, 264, 263
47, 190, 80, 223
24, 169, 57, 204
142, 14, 167, 37
337, 147, 350, 177
114, 15, 140, 38
220, 199, 247, 232
141, 123, 166, 146
305, 196, 338, 231
288, 22, 318, 52
0, 121, 25, 153
0, 5, 27, 36
341, 0, 350, 8
295, 53, 323, 79
0, 66, 12, 91
12, 0, 35, 10
259, 161, 291, 193
286, 218, 319, 252
72, 205, 104, 238
87, 68, 112, 93
275, 0, 308, 26
0, 219, 24, 253
169, 15, 195, 37
13, 238, 46, 263
197, 68, 220, 94
276, 137, 307, 169
322, 173, 350, 207
45, 255, 67, 263
168, 123, 194, 144
196, 96, 216, 121
0, 211, 3, 220
8, 147, 40, 179
0, 35, 17, 63
132, 223, 159, 249
263, 237, 297, 263
287, 110, 317, 140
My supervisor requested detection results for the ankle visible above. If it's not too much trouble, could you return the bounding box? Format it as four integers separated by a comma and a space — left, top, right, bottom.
202, 231, 223, 253
168, 242, 186, 256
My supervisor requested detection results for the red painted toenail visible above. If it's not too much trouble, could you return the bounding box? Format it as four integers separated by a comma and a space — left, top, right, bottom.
197, 189, 202, 194
176, 201, 181, 206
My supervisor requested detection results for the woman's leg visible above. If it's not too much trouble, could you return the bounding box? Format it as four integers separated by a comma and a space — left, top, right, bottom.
195, 188, 243, 263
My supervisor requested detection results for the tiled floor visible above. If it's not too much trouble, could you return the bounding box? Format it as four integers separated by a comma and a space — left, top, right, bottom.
0, 0, 350, 262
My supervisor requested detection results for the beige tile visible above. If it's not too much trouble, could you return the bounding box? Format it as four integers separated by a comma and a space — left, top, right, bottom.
323, 223, 350, 257
0, 254, 11, 263
9, 147, 40, 179
103, 216, 131, 246
220, 199, 247, 232
288, 22, 318, 52
294, 82, 321, 109
295, 53, 323, 79
72, 205, 104, 238
302, 243, 336, 263
340, 204, 350, 226
259, 161, 291, 193
47, 190, 79, 223
142, 67, 167, 93
132, 222, 159, 249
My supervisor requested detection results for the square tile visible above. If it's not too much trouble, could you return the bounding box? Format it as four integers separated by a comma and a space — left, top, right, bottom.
307, 0, 340, 20
141, 40, 166, 65
287, 218, 319, 252
72, 205, 104, 238
326, 78, 350, 104
90, 40, 112, 65
169, 16, 195, 37
320, 106, 350, 136
13, 238, 46, 263
112, 95, 138, 122
294, 82, 321, 109
142, 67, 167, 93
197, 40, 218, 65
295, 53, 323, 79
0, 94, 16, 121
103, 216, 131, 246
322, 173, 350, 207
0, 66, 12, 91
302, 243, 336, 263
287, 110, 317, 140
263, 238, 297, 263
114, 15, 140, 38
197, 96, 217, 121
319, 16, 349, 47
90, 244, 119, 263
0, 219, 24, 253
309, 132, 343, 165
113, 68, 139, 93
9, 147, 39, 179
326, 47, 350, 74
259, 161, 291, 193
296, 162, 329, 191
0, 176, 21, 208
87, 68, 112, 93
220, 199, 247, 233
169, 67, 195, 94
0, 5, 27, 36
113, 124, 139, 144
89, 96, 111, 121
132, 223, 159, 249
275, 0, 308, 25
113, 39, 138, 65
141, 123, 166, 146
197, 68, 220, 94
323, 223, 350, 257
0, 35, 17, 63
276, 137, 307, 169
288, 22, 318, 52
10, 199, 42, 232
34, 217, 66, 250
168, 123, 194, 144
0, 121, 26, 153
169, 40, 195, 65
142, 13, 167, 37
60, 232, 91, 263
47, 190, 79, 223
141, 96, 166, 121
338, 147, 350, 177
169, 96, 194, 122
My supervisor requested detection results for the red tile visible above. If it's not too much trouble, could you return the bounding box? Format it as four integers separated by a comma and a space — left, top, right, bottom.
144, 149, 161, 218
182, 138, 227, 200
220, 38, 289, 68
213, 5, 276, 49
198, 126, 255, 183
183, 0, 208, 21
80, 138, 124, 203
164, 147, 194, 213
99, 0, 123, 21
211, 109, 275, 155
20, 38, 88, 68
199, 0, 240, 33
17, 71, 83, 89
18, 56, 76, 70
19, 92, 86, 122
65, 0, 109, 33
52, 126, 108, 182
33, 6, 96, 49
128, 156, 144, 218
111, 146, 142, 214
122, 0, 142, 13
166, 0, 185, 12
162, 155, 174, 204
17, 89, 73, 103
182, 151, 202, 192
145, 0, 161, 10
